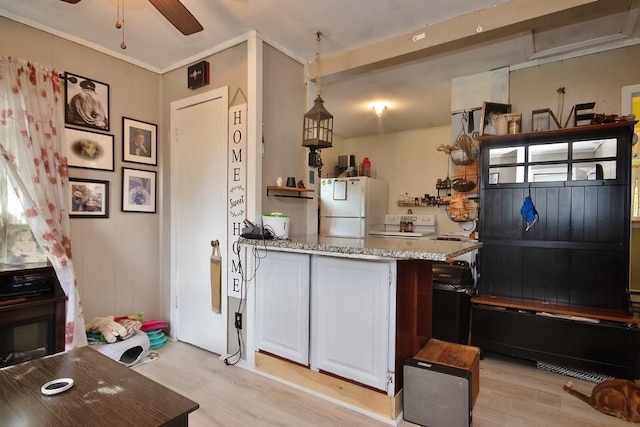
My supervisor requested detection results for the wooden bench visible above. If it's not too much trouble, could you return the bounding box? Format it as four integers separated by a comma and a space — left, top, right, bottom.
471, 295, 640, 379
471, 295, 640, 325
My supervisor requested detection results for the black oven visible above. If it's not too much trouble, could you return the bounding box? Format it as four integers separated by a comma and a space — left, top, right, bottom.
432, 260, 474, 345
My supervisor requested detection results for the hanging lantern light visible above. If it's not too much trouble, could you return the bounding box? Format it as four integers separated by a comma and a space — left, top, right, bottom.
303, 94, 333, 150
303, 32, 333, 169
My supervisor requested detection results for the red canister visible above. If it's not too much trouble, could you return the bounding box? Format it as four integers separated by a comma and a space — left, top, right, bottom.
361, 157, 371, 177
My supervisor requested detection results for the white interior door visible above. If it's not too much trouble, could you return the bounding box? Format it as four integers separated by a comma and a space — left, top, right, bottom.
171, 87, 228, 355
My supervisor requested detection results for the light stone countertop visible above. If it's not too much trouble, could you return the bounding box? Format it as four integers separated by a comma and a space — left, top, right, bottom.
239, 234, 482, 261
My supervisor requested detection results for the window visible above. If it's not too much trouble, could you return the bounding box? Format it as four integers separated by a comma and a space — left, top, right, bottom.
630, 106, 640, 219
0, 165, 30, 264
622, 84, 640, 220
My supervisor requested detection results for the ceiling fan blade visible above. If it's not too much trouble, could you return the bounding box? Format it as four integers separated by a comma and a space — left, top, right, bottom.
148, 0, 203, 35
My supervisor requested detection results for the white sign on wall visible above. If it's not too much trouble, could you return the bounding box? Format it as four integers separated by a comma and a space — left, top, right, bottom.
227, 103, 247, 299
451, 68, 509, 112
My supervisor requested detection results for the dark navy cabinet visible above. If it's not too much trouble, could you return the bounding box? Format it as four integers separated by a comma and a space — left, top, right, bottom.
471, 121, 640, 378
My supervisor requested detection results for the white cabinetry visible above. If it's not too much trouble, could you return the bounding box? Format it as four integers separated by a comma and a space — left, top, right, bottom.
255, 251, 310, 365
255, 251, 396, 393
311, 256, 394, 392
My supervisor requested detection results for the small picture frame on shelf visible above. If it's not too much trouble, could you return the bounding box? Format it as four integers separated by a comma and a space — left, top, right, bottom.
122, 168, 156, 213
480, 102, 511, 136
532, 108, 562, 132
489, 172, 500, 185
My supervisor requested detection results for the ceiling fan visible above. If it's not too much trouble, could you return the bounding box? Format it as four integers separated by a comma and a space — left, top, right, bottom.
60, 0, 203, 36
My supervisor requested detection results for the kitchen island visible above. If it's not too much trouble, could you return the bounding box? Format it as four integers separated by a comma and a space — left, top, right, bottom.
241, 235, 480, 423
241, 233, 480, 260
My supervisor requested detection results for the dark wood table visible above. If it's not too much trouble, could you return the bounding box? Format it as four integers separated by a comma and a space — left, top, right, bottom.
0, 346, 199, 426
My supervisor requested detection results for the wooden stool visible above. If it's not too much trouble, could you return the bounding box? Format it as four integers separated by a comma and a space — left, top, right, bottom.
403, 338, 480, 427
414, 338, 480, 407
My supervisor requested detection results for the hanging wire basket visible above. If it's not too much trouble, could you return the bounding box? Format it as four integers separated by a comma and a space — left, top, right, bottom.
450, 134, 479, 165
443, 194, 478, 222
445, 203, 478, 222
451, 178, 476, 193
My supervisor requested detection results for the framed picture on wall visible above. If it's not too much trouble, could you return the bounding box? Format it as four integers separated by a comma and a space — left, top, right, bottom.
122, 117, 158, 166
480, 102, 511, 136
64, 72, 110, 131
65, 127, 114, 171
489, 172, 500, 185
122, 168, 156, 213
69, 178, 109, 218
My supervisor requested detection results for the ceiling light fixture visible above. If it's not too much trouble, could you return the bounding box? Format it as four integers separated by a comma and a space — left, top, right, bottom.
372, 104, 387, 117
302, 32, 333, 173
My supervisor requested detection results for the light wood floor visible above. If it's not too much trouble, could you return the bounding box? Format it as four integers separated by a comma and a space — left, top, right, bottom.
133, 340, 629, 426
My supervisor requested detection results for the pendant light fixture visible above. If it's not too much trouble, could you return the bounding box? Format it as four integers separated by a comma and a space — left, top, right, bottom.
302, 32, 333, 171
115, 0, 126, 49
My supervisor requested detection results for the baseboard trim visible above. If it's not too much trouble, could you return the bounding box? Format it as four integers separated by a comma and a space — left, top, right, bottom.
254, 352, 401, 423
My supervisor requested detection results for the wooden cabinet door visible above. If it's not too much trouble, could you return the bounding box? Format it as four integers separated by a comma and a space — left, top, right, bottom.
311, 256, 392, 392
256, 251, 310, 365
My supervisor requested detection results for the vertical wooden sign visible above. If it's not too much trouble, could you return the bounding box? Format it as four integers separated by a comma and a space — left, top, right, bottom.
210, 240, 221, 313
227, 103, 247, 299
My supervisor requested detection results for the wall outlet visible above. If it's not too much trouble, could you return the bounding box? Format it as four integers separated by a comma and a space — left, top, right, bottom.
234, 312, 242, 330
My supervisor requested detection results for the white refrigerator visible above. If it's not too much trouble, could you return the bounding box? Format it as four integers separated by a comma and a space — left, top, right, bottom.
319, 177, 388, 238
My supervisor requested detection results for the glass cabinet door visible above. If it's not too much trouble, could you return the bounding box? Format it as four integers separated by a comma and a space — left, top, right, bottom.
572, 138, 617, 181
488, 146, 525, 184
488, 138, 618, 184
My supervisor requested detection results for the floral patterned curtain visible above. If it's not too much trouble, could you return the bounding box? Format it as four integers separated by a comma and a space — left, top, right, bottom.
0, 56, 87, 349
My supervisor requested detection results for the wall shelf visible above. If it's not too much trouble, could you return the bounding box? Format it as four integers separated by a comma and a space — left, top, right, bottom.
266, 186, 314, 199
397, 201, 448, 208
477, 120, 638, 143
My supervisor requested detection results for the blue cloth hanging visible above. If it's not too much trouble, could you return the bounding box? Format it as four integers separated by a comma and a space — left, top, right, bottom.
520, 187, 539, 232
